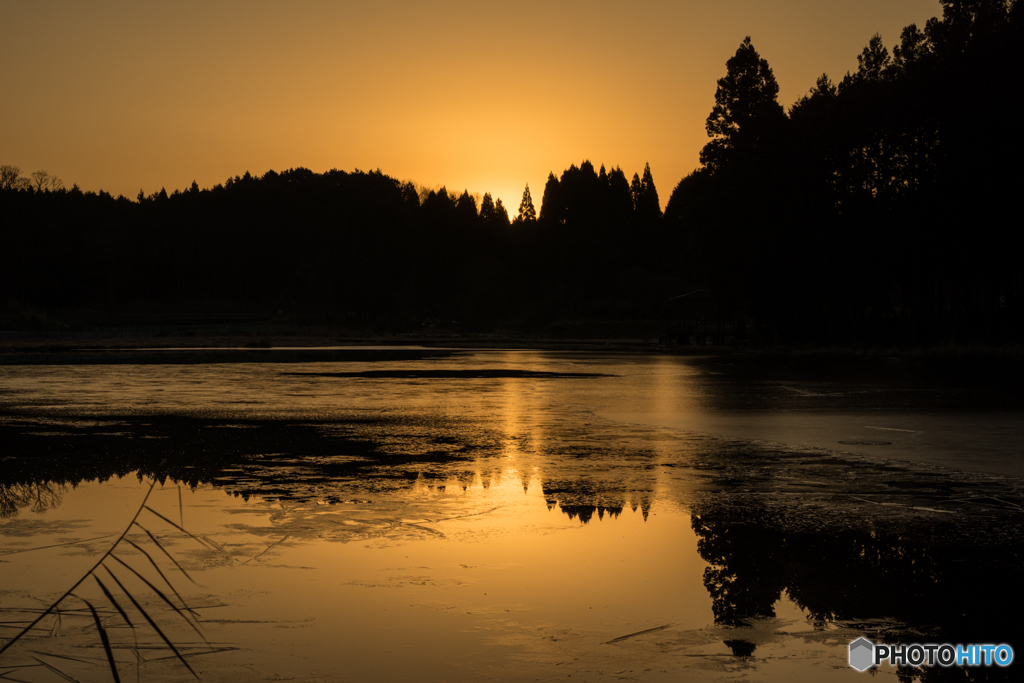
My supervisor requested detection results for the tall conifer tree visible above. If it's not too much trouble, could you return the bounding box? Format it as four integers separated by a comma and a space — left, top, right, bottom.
539, 172, 564, 226
480, 192, 497, 225
630, 173, 643, 212
494, 198, 511, 227
516, 184, 537, 223
700, 36, 786, 171
640, 163, 662, 221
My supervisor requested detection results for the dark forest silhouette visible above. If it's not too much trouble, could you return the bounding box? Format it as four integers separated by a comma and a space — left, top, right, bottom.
0, 161, 672, 335
667, 0, 1023, 345
2, 0, 1021, 344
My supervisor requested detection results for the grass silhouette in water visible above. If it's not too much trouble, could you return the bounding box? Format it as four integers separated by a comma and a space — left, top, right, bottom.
0, 480, 219, 681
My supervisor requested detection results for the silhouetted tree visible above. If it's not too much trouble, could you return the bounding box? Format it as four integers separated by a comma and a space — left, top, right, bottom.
605, 166, 633, 228
891, 24, 931, 73
788, 73, 843, 207
850, 33, 891, 84
479, 192, 497, 226
25, 170, 63, 192
638, 162, 662, 224
493, 198, 510, 228
421, 186, 455, 233
454, 190, 478, 229
557, 161, 602, 232
629, 173, 643, 212
538, 172, 564, 227
700, 37, 787, 172
0, 165, 29, 191
926, 0, 1013, 54
515, 183, 536, 224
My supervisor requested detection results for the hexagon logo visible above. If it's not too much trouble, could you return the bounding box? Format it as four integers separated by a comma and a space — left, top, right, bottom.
849, 637, 875, 672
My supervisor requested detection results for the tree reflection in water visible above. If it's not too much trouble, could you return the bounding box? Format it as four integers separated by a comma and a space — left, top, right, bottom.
690, 495, 1023, 680
693, 503, 787, 629
0, 481, 65, 518
2, 403, 1022, 680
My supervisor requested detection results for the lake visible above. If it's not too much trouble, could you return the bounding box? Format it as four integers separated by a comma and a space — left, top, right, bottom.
1, 348, 1021, 682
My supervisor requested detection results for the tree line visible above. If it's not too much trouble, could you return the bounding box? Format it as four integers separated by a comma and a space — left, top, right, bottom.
665, 0, 1023, 344
0, 161, 673, 332
2, 0, 1021, 343
0, 166, 64, 193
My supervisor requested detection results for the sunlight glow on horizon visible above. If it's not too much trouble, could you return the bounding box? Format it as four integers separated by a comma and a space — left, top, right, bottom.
1, 0, 939, 210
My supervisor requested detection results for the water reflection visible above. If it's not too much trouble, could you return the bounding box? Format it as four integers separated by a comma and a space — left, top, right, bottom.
0, 481, 65, 518
1, 351, 1021, 681
691, 491, 1024, 681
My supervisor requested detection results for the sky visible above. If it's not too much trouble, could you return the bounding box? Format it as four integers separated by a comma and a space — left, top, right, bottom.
1, 0, 939, 210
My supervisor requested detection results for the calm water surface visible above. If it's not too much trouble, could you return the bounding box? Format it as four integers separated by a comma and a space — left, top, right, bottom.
1, 350, 1020, 682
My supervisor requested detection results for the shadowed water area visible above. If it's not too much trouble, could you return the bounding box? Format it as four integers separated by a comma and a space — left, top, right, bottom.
0, 349, 1021, 682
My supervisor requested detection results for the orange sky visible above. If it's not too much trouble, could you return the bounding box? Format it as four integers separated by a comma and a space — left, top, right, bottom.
1, 1, 938, 210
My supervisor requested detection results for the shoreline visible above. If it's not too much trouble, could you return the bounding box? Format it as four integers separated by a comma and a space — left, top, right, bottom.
1, 332, 1022, 365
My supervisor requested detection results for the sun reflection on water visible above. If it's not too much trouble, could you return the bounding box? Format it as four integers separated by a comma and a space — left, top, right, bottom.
1, 470, 719, 681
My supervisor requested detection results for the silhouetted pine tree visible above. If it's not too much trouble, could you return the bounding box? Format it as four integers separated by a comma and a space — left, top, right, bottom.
639, 163, 662, 223
700, 36, 787, 172
629, 173, 643, 212
454, 190, 478, 230
493, 198, 510, 228
515, 184, 537, 224
606, 167, 633, 228
538, 172, 564, 227
480, 192, 497, 226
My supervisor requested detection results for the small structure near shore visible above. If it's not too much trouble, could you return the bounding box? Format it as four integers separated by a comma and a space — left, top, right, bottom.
664, 290, 752, 346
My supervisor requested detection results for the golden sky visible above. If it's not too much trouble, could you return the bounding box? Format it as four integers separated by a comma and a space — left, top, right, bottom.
1, 0, 937, 209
